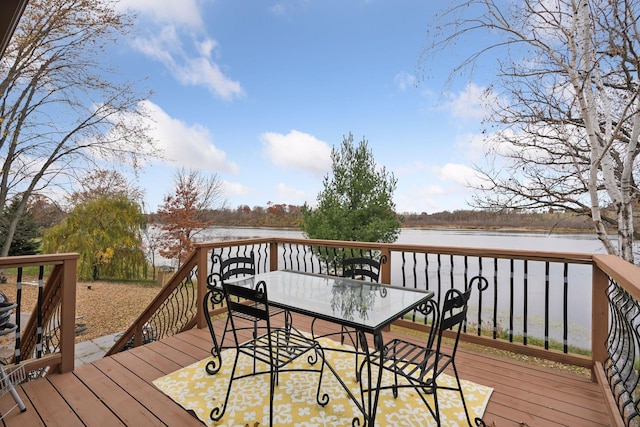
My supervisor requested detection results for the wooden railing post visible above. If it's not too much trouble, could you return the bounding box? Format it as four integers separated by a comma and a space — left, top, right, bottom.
269, 240, 278, 272
380, 246, 391, 285
196, 246, 209, 329
591, 261, 609, 381
59, 256, 77, 373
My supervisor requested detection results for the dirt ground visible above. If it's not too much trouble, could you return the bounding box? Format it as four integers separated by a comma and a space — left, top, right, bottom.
0, 280, 161, 343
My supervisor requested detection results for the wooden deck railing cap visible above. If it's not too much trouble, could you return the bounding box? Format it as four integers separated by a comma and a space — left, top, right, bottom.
0, 253, 80, 268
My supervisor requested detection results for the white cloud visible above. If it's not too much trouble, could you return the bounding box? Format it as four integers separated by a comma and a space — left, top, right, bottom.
445, 82, 493, 121
116, 0, 203, 28
394, 72, 416, 91
395, 184, 446, 214
131, 25, 180, 62
260, 130, 332, 176
269, 4, 287, 17
142, 100, 240, 173
132, 30, 245, 101
123, 0, 244, 101
197, 38, 219, 58
178, 57, 244, 100
394, 160, 427, 176
275, 183, 308, 204
223, 181, 253, 196
456, 132, 487, 163
395, 164, 481, 214
433, 163, 482, 188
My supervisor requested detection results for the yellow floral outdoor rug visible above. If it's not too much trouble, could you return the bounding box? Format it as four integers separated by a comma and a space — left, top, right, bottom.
153, 337, 493, 426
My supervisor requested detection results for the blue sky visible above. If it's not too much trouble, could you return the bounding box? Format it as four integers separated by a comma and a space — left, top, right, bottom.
113, 0, 490, 214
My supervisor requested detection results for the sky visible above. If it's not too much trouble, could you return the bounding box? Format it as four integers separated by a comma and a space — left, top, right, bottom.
111, 0, 491, 214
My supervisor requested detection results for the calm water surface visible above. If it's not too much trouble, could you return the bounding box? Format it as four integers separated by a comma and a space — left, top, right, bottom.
206, 226, 607, 254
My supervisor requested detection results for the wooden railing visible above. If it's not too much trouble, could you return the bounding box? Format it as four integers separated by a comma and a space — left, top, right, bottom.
4, 238, 638, 425
0, 253, 78, 376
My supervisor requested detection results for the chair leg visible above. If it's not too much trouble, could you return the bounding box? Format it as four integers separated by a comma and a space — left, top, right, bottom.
392, 350, 399, 398
314, 346, 330, 407
251, 320, 258, 373
284, 310, 292, 332
351, 328, 362, 383
433, 387, 442, 427
452, 364, 472, 426
220, 314, 230, 349
210, 350, 240, 422
269, 363, 276, 426
204, 305, 224, 375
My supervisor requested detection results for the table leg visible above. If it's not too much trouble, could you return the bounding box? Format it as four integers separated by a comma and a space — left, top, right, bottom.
356, 330, 384, 426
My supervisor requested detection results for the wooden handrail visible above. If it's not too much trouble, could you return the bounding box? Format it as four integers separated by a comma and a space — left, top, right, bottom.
593, 254, 640, 300
0, 253, 78, 268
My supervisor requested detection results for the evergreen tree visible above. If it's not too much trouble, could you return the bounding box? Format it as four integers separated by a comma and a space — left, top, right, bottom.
0, 198, 40, 256
302, 133, 402, 246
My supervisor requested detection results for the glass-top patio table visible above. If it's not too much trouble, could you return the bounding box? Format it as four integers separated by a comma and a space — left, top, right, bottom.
219, 269, 434, 426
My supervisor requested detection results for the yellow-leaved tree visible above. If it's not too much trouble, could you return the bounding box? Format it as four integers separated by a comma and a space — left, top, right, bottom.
43, 195, 148, 281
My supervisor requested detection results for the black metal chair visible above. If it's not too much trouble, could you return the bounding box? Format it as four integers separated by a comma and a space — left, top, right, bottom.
365, 276, 483, 427
203, 252, 290, 374
342, 256, 381, 282
209, 280, 328, 426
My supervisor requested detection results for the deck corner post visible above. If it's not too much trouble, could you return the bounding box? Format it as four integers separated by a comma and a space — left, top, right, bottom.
380, 246, 391, 285
196, 246, 209, 329
591, 260, 609, 382
269, 241, 279, 272
60, 255, 78, 373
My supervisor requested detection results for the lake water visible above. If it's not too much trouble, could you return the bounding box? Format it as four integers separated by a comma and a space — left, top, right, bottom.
205, 226, 607, 254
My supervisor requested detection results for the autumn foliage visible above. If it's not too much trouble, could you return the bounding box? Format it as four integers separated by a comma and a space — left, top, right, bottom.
156, 169, 223, 266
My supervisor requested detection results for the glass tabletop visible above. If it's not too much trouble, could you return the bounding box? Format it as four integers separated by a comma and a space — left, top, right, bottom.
229, 270, 433, 333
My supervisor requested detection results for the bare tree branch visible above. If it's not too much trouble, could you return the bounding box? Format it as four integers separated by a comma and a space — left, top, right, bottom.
0, 0, 157, 256
425, 0, 640, 262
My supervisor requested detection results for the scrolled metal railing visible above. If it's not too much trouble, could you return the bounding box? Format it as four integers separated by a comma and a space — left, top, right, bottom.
0, 253, 79, 377
604, 278, 640, 426
392, 250, 586, 355
143, 267, 198, 344
209, 243, 271, 275
109, 240, 273, 354
279, 242, 385, 276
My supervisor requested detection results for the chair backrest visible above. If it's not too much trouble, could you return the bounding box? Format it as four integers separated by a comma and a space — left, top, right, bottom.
342, 257, 381, 282
432, 279, 475, 359
417, 297, 440, 351
208, 252, 256, 287
222, 280, 271, 340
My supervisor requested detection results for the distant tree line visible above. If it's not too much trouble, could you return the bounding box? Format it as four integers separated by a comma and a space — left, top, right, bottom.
149, 204, 304, 228
402, 210, 597, 232
149, 206, 602, 233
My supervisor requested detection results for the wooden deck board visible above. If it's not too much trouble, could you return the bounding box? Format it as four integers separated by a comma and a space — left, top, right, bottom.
0, 313, 612, 426
20, 376, 84, 427
97, 355, 203, 427
48, 371, 126, 427
74, 362, 163, 426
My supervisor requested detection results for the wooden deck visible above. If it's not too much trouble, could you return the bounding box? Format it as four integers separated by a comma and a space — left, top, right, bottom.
0, 313, 611, 426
